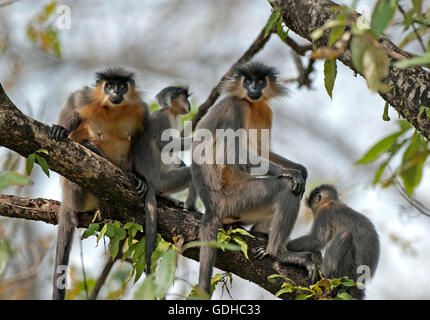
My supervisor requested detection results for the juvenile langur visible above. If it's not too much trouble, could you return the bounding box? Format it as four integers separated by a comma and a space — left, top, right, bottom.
287, 184, 380, 299
130, 86, 197, 274
50, 67, 149, 300
191, 62, 311, 295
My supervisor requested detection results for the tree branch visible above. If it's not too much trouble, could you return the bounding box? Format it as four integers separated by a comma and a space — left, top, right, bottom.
273, 0, 430, 140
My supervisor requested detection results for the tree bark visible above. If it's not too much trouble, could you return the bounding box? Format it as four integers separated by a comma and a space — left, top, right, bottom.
273, 0, 430, 140
0, 85, 309, 299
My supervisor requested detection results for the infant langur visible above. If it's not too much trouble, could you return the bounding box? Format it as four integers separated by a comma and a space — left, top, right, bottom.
130, 86, 197, 274
287, 184, 380, 299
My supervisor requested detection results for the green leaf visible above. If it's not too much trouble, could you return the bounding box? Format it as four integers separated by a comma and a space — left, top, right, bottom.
233, 236, 249, 259
276, 17, 288, 42
371, 0, 397, 38
356, 130, 407, 164
134, 252, 147, 283
36, 155, 50, 177
324, 59, 337, 99
0, 172, 31, 189
35, 149, 49, 155
153, 247, 177, 299
275, 287, 294, 297
362, 43, 390, 92
383, 101, 391, 121
328, 14, 347, 46
419, 106, 430, 118
81, 223, 100, 240
265, 10, 281, 37
182, 240, 241, 252
230, 228, 255, 238
393, 52, 430, 69
132, 238, 146, 263
133, 276, 157, 300
295, 293, 314, 300
400, 137, 427, 196
336, 291, 356, 300
26, 154, 36, 176
96, 223, 108, 244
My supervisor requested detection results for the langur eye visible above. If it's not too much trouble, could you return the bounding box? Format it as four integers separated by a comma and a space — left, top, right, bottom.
120, 84, 125, 89
245, 79, 251, 85
106, 83, 112, 89
258, 79, 264, 84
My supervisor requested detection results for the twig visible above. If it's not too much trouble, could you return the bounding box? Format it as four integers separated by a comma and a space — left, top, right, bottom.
0, 0, 18, 8
398, 4, 426, 53
79, 237, 89, 300
283, 52, 315, 88
89, 239, 125, 300
282, 36, 313, 56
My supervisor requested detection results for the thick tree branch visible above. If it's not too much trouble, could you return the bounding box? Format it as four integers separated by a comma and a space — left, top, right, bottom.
273, 0, 430, 140
0, 86, 311, 298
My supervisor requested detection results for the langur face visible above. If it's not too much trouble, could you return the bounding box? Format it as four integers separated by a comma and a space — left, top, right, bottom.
104, 80, 129, 105
242, 76, 267, 100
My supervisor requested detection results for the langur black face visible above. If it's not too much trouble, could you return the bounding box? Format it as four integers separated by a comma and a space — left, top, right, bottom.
242, 76, 267, 100
104, 80, 129, 104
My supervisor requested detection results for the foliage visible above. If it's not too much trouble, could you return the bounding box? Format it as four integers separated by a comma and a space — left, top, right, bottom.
81, 220, 178, 300
269, 274, 356, 300
26, 2, 62, 58
265, 7, 289, 40
26, 149, 50, 178
356, 120, 429, 196
217, 226, 255, 259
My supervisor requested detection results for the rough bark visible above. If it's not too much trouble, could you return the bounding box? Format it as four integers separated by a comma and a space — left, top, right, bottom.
273, 0, 430, 140
0, 85, 309, 299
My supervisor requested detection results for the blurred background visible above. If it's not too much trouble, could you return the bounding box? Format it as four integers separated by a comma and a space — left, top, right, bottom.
0, 0, 429, 299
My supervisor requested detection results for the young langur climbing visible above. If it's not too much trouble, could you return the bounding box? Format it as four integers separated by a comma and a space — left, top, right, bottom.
287, 184, 380, 299
191, 62, 312, 295
50, 67, 149, 300
130, 86, 197, 274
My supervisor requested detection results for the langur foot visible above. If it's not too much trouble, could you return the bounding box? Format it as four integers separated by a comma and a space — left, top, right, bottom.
131, 173, 147, 199
50, 125, 69, 141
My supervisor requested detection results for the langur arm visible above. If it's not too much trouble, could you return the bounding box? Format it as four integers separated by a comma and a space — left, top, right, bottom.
287, 235, 324, 252
51, 93, 82, 140
269, 151, 307, 180
287, 214, 329, 252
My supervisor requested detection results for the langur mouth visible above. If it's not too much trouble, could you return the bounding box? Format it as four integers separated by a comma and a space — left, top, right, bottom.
110, 98, 123, 105
248, 93, 262, 100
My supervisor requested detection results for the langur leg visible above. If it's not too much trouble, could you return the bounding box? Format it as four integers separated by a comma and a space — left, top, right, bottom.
323, 231, 363, 299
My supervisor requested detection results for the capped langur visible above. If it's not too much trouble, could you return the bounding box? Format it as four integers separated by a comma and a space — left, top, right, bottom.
130, 86, 197, 274
287, 184, 380, 299
50, 67, 149, 300
191, 61, 312, 295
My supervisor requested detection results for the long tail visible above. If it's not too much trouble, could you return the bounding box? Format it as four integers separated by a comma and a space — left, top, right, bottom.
198, 210, 221, 296
53, 206, 76, 300
145, 186, 157, 274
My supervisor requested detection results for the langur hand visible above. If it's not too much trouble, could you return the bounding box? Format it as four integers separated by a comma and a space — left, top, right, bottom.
278, 169, 305, 196
50, 125, 69, 141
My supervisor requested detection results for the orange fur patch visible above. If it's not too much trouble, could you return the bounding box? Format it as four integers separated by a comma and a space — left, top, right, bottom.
71, 88, 145, 170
